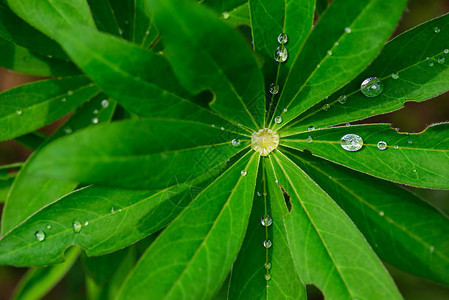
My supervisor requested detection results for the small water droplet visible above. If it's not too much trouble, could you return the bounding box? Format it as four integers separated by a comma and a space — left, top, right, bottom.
101, 99, 109, 108
430, 246, 435, 252
72, 220, 82, 233
308, 126, 316, 131
391, 73, 399, 80
307, 136, 313, 143
429, 61, 434, 67
335, 42, 339, 46
67, 90, 74, 96
263, 240, 272, 248
438, 57, 445, 64
445, 49, 449, 54
241, 170, 247, 176
265, 274, 271, 281
257, 191, 262, 197
340, 134, 363, 152
408, 140, 413, 144
61, 97, 67, 102
322, 104, 331, 111
222, 11, 230, 19
360, 77, 383, 97
274, 116, 283, 124
231, 139, 241, 147
377, 141, 387, 150
111, 207, 116, 214
274, 46, 288, 63
220, 126, 225, 131
93, 109, 99, 114
261, 215, 272, 227
15, 109, 23, 115
265, 262, 272, 269
92, 118, 99, 124
145, 30, 150, 35
283, 108, 288, 113
46, 224, 52, 230
119, 28, 124, 35
338, 95, 347, 104
64, 127, 73, 134
277, 33, 288, 44
379, 211, 385, 216
84, 221, 89, 226
345, 122, 351, 127
434, 27, 440, 33
35, 230, 46, 241
413, 169, 417, 173
269, 83, 279, 95
118, 209, 122, 213
394, 145, 399, 149
327, 50, 333, 56
211, 124, 215, 128
344, 27, 352, 33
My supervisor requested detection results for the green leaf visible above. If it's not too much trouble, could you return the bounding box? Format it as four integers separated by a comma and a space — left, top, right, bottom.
271, 0, 407, 130
0, 37, 80, 76
133, 0, 158, 47
269, 151, 402, 299
6, 0, 96, 39
228, 159, 306, 299
315, 0, 329, 17
249, 0, 314, 66
87, 0, 121, 36
15, 133, 46, 151
27, 119, 250, 189
282, 13, 449, 134
286, 149, 449, 286
1, 95, 116, 235
220, 2, 250, 28
150, 0, 265, 130
11, 247, 80, 300
0, 167, 17, 203
281, 123, 449, 189
117, 152, 260, 300
201, 0, 248, 13
0, 76, 99, 142
107, 0, 135, 40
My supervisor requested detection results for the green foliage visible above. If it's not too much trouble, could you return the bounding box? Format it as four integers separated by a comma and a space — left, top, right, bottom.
0, 0, 448, 299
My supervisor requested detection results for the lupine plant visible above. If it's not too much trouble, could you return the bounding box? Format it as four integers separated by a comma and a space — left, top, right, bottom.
0, 0, 448, 299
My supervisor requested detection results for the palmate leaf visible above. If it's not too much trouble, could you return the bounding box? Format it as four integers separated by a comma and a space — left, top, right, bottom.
288, 149, 449, 285
1, 95, 116, 235
117, 152, 260, 300
270, 0, 407, 129
268, 151, 402, 300
282, 12, 449, 134
281, 123, 449, 189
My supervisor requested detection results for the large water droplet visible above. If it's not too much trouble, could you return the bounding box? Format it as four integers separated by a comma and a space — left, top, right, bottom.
231, 139, 241, 147
391, 73, 399, 80
35, 230, 46, 241
377, 141, 387, 150
241, 170, 247, 176
274, 46, 288, 63
72, 220, 82, 233
265, 262, 272, 270
263, 240, 272, 248
274, 116, 283, 124
340, 134, 363, 152
261, 215, 273, 227
434, 27, 441, 33
277, 33, 288, 44
338, 95, 347, 104
269, 83, 279, 95
360, 77, 383, 97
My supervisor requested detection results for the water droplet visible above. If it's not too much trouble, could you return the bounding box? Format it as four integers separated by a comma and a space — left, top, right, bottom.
222, 11, 230, 19
67, 90, 74, 96
377, 141, 387, 150
265, 274, 271, 281
413, 169, 417, 173
283, 108, 287, 112
345, 122, 351, 127
308, 126, 316, 131
394, 145, 399, 149
16, 109, 23, 115
211, 124, 215, 128
438, 57, 445, 64
322, 104, 331, 111
434, 27, 440, 33
119, 28, 124, 35
274, 46, 288, 63
118, 209, 122, 213
430, 246, 435, 252
84, 221, 89, 226
261, 215, 273, 227
327, 50, 333, 56
231, 139, 241, 147
445, 49, 449, 54
307, 136, 313, 144
338, 95, 347, 104
257, 191, 262, 197
360, 77, 383, 97
269, 83, 279, 95
241, 170, 247, 176
61, 97, 67, 102
92, 118, 99, 124
46, 224, 52, 230
344, 27, 352, 33
220, 127, 225, 131
335, 42, 339, 46
379, 211, 385, 216
35, 230, 46, 241
391, 73, 399, 80
72, 220, 82, 233
340, 134, 363, 152
64, 127, 73, 134
93, 109, 99, 115
277, 33, 288, 44
101, 99, 109, 108
274, 116, 283, 124
408, 140, 413, 144
265, 262, 272, 270
111, 207, 116, 214
429, 61, 434, 67
263, 240, 272, 248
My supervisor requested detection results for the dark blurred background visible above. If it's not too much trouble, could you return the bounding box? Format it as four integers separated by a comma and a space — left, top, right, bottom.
1, 0, 449, 299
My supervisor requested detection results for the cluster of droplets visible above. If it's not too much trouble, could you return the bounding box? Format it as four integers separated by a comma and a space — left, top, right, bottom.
261, 213, 273, 284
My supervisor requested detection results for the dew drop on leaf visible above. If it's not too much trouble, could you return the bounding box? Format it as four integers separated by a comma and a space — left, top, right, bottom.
93, 109, 99, 115
46, 224, 52, 230
438, 57, 445, 64
263, 240, 272, 248
344, 27, 352, 33
222, 11, 230, 19
257, 191, 262, 197
322, 104, 331, 111
265, 262, 272, 269
430, 246, 435, 253
64, 127, 73, 134
265, 274, 271, 281
307, 136, 313, 143
327, 50, 332, 56
277, 33, 288, 44
15, 109, 22, 115
72, 220, 82, 233
340, 134, 363, 152
61, 97, 67, 102
231, 139, 241, 147
394, 145, 399, 149
67, 90, 74, 96
240, 170, 247, 176
35, 230, 46, 242
377, 141, 387, 150
408, 140, 413, 144
379, 211, 385, 216
429, 61, 434, 67
434, 26, 440, 33
261, 214, 273, 227
269, 83, 279, 95
308, 126, 316, 131
274, 116, 283, 124
360, 77, 383, 97
338, 95, 347, 104
101, 99, 109, 108
283, 108, 288, 112
445, 49, 449, 54
391, 73, 399, 80
274, 46, 288, 63
84, 221, 89, 226
92, 118, 99, 124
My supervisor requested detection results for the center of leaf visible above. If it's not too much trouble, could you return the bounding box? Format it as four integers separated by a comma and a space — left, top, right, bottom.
251, 128, 279, 156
